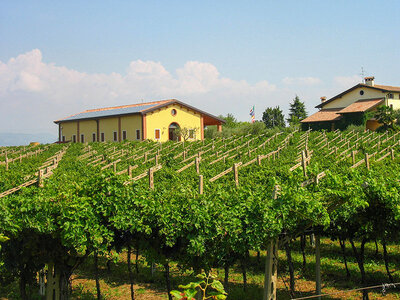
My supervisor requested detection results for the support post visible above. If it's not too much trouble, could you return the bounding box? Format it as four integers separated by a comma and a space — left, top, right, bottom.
257, 155, 262, 166
39, 269, 45, 296
38, 169, 44, 188
365, 153, 370, 170
199, 175, 203, 195
301, 150, 307, 178
391, 149, 395, 160
352, 150, 356, 164
113, 161, 117, 173
195, 157, 200, 174
148, 168, 154, 189
233, 163, 239, 187
264, 185, 280, 300
128, 165, 132, 178
264, 240, 278, 300
315, 234, 321, 299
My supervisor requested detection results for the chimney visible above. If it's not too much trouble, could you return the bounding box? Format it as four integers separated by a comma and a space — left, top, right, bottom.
320, 96, 327, 103
364, 76, 375, 86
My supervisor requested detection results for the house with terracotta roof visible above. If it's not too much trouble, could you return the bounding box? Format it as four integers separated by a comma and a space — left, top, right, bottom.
301, 77, 400, 131
54, 99, 225, 143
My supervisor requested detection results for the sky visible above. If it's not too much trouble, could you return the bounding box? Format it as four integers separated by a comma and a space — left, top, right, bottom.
1, 0, 400, 140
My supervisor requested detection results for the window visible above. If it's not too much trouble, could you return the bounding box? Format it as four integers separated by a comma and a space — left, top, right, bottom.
136, 129, 140, 140
122, 130, 127, 141
171, 109, 177, 116
359, 90, 364, 95
101, 133, 105, 142
388, 93, 394, 99
113, 131, 118, 142
80, 134, 85, 143
92, 133, 96, 142
155, 129, 160, 140
62, 136, 65, 142
72, 135, 76, 143
189, 130, 195, 139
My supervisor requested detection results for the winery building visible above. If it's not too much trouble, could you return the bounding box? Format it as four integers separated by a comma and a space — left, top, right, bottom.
54, 99, 224, 143
301, 77, 400, 131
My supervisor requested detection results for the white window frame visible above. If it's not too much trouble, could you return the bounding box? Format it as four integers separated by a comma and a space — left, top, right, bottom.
154, 129, 161, 140
113, 131, 118, 142
136, 129, 141, 140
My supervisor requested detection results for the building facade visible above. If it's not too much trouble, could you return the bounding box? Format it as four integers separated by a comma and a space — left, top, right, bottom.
54, 99, 224, 143
301, 77, 400, 131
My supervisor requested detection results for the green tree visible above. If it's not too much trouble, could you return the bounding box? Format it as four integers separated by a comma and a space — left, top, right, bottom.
375, 105, 395, 129
287, 95, 307, 125
262, 106, 285, 128
219, 113, 238, 128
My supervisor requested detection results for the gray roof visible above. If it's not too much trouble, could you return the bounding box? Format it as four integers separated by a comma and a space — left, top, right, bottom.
59, 103, 158, 122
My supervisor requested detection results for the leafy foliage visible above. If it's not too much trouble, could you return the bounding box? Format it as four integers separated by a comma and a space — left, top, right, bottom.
262, 106, 286, 128
287, 95, 307, 125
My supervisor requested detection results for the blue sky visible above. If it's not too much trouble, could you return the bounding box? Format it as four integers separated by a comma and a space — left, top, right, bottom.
1, 0, 400, 138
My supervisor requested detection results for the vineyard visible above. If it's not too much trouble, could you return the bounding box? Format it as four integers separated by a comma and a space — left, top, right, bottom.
1, 128, 400, 300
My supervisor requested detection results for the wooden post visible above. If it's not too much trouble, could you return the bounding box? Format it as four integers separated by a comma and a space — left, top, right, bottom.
195, 157, 200, 174
144, 152, 147, 162
45, 262, 60, 300
38, 169, 44, 188
257, 155, 262, 166
199, 175, 203, 195
315, 234, 321, 299
5, 155, 8, 171
264, 240, 278, 300
113, 161, 117, 173
391, 149, 395, 160
128, 165, 132, 178
233, 163, 239, 187
264, 185, 279, 300
352, 150, 356, 164
39, 269, 45, 296
155, 154, 159, 166
301, 150, 307, 178
148, 168, 154, 189
183, 150, 186, 160
365, 153, 370, 170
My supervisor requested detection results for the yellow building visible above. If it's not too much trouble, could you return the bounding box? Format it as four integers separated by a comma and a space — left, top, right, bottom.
54, 99, 224, 143
301, 77, 400, 131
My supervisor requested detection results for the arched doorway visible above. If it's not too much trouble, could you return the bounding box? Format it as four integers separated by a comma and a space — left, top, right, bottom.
169, 122, 181, 141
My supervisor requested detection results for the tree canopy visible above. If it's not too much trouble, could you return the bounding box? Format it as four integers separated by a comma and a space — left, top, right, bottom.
287, 95, 307, 125
262, 106, 285, 128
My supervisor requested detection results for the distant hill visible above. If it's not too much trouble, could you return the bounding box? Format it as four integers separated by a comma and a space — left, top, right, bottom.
0, 132, 57, 146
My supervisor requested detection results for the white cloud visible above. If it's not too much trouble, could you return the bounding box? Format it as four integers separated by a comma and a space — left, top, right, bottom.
282, 76, 322, 86
333, 75, 361, 88
0, 49, 279, 134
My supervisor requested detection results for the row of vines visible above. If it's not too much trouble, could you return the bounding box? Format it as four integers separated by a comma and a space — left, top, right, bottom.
0, 129, 400, 299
